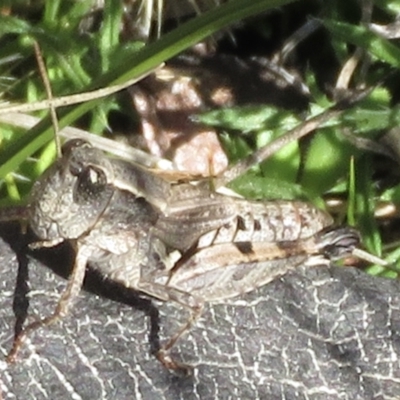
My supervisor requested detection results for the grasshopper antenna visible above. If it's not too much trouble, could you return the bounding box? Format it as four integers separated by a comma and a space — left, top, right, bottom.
33, 40, 61, 157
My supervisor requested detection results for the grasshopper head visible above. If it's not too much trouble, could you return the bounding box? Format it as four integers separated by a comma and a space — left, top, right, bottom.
28, 139, 115, 242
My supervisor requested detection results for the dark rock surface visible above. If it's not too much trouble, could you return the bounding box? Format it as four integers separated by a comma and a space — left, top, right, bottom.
1, 222, 400, 400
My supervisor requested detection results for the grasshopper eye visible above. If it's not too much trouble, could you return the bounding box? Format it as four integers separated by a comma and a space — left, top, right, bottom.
74, 165, 109, 202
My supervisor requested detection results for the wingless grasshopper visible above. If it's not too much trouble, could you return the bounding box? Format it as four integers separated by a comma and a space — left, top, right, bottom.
4, 106, 368, 373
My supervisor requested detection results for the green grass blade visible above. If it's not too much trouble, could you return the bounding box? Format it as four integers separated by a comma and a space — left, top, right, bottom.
0, 0, 297, 179
323, 19, 400, 69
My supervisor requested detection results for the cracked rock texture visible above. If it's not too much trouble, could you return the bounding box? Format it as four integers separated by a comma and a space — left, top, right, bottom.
1, 222, 400, 400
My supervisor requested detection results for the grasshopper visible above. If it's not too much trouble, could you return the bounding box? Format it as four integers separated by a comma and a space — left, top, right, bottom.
4, 106, 366, 373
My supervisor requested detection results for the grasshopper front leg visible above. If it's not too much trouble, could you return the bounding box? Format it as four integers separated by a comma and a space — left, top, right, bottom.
7, 240, 89, 363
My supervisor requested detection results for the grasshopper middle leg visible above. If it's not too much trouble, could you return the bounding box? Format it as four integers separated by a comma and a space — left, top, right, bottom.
138, 281, 204, 373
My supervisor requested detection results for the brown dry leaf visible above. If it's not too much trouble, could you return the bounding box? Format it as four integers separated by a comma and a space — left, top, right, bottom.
129, 53, 308, 176
130, 65, 230, 176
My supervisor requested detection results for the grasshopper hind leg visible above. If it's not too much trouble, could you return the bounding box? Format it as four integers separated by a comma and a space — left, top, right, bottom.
7, 241, 87, 363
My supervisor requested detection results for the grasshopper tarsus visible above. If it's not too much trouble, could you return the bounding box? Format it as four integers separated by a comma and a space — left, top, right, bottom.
7, 286, 79, 363
6, 338, 22, 364
7, 313, 61, 363
156, 349, 194, 376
